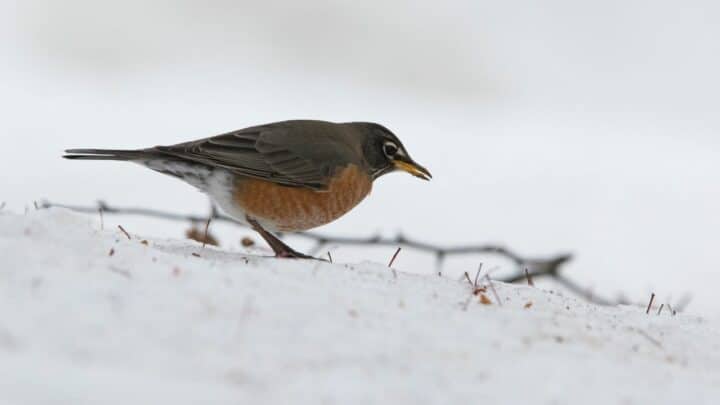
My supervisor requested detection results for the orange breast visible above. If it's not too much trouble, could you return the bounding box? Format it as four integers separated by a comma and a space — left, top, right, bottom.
234, 165, 372, 232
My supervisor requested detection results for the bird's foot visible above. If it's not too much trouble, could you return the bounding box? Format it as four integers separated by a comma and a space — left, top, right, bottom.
275, 248, 321, 260
245, 216, 327, 261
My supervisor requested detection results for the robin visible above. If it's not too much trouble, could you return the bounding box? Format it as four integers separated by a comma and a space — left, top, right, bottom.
64, 120, 431, 258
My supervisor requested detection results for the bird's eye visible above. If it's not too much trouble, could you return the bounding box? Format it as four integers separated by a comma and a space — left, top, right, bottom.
383, 142, 398, 157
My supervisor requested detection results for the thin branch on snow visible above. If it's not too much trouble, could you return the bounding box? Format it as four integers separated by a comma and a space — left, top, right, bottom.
202, 217, 212, 249
40, 200, 618, 305
463, 272, 473, 287
524, 268, 535, 287
484, 275, 503, 306
117, 225, 131, 240
388, 247, 402, 267
387, 247, 401, 278
645, 292, 656, 314
473, 263, 483, 288
42, 200, 572, 271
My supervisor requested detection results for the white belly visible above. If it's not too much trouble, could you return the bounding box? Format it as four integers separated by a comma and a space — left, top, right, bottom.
141, 160, 251, 227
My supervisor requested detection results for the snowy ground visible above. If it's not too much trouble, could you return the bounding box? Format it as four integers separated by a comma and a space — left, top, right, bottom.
1, 209, 719, 404
5, 1, 720, 316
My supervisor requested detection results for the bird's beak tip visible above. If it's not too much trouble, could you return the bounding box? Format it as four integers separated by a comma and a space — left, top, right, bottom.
415, 169, 432, 181
394, 160, 432, 181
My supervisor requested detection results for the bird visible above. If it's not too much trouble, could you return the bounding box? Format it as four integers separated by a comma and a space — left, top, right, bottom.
64, 120, 431, 259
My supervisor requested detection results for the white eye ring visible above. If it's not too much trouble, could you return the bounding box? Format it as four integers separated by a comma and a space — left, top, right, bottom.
383, 142, 398, 157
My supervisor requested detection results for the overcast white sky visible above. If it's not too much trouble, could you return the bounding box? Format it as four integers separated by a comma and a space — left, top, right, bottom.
2, 1, 720, 315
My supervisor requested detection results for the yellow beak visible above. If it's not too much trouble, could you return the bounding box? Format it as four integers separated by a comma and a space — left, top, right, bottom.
394, 159, 432, 180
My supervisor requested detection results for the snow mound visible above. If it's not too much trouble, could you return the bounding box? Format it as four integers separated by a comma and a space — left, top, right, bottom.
1, 209, 719, 404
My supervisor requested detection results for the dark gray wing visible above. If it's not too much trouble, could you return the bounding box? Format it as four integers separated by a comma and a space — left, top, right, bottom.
154, 120, 362, 190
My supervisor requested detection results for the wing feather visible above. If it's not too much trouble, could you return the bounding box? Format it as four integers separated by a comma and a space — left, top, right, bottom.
153, 121, 360, 190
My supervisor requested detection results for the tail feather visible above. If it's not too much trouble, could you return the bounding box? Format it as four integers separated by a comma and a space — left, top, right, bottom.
63, 148, 159, 161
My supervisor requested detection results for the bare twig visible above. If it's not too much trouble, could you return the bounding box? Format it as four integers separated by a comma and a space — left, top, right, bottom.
117, 225, 131, 240
39, 200, 625, 305
388, 247, 402, 267
645, 293, 656, 314
202, 217, 212, 249
524, 268, 535, 287
463, 272, 473, 287
40, 201, 572, 275
99, 207, 104, 230
327, 251, 333, 263
463, 268, 488, 297
485, 275, 503, 306
657, 303, 664, 315
473, 263, 483, 288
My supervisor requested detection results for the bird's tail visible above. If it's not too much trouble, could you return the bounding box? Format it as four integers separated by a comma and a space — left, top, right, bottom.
63, 148, 162, 161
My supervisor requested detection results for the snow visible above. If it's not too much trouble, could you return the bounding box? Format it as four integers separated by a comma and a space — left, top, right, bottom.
5, 1, 720, 315
2, 209, 719, 404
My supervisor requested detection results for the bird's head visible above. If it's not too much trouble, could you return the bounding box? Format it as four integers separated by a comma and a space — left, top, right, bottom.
353, 122, 432, 181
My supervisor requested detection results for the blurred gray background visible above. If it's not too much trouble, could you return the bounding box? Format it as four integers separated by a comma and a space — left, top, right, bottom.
2, 1, 719, 315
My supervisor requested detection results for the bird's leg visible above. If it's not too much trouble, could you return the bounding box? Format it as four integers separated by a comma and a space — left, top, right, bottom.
245, 216, 316, 259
